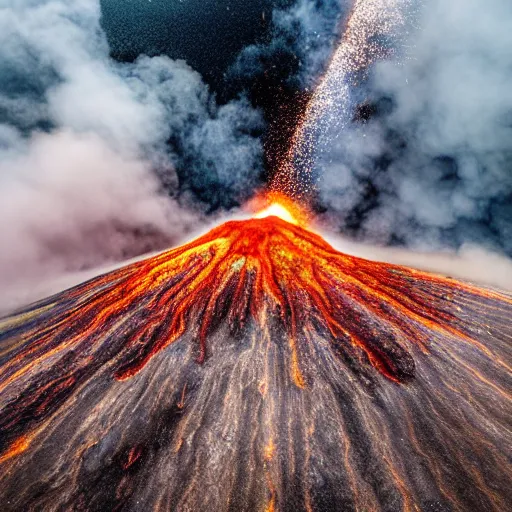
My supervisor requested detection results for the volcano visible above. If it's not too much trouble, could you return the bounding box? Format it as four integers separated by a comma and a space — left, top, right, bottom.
0, 214, 511, 511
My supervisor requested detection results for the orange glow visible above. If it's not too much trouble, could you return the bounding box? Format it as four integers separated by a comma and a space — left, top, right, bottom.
264, 438, 276, 461
250, 191, 310, 227
265, 496, 276, 512
0, 436, 30, 464
255, 203, 297, 224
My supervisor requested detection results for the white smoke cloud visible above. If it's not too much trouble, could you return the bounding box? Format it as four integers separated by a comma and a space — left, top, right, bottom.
0, 130, 198, 312
326, 231, 512, 292
317, 0, 512, 256
0, 0, 263, 311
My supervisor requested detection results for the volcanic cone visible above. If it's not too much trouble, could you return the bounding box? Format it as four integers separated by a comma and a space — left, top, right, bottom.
0, 216, 510, 511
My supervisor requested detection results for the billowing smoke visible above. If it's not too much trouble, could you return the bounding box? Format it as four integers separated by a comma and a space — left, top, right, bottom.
2, 0, 511, 310
316, 0, 512, 258
0, 0, 263, 309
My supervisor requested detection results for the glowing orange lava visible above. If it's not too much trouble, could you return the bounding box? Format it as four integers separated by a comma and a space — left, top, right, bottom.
250, 191, 310, 226
2, 215, 509, 392
255, 204, 297, 225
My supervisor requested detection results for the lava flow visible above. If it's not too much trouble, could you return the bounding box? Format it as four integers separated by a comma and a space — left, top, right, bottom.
0, 204, 511, 511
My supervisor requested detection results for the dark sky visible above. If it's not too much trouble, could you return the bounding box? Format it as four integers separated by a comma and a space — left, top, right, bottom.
100, 0, 290, 89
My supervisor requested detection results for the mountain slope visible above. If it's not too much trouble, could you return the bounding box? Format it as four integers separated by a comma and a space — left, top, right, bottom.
0, 216, 511, 511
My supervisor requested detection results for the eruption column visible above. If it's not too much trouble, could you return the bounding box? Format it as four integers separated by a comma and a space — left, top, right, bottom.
271, 0, 413, 199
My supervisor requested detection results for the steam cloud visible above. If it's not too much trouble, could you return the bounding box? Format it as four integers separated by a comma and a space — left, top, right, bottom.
0, 0, 263, 310
316, 0, 512, 258
1, 0, 511, 309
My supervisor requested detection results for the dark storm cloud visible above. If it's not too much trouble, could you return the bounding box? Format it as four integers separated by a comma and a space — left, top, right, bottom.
0, 0, 264, 309
316, 0, 512, 256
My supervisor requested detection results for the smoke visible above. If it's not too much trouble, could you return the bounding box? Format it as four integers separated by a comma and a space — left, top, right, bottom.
316, 0, 512, 257
324, 230, 512, 292
228, 0, 345, 88
0, 0, 264, 310
2, 0, 511, 309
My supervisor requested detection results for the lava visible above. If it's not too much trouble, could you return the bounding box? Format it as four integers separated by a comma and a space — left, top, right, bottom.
3, 214, 507, 389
